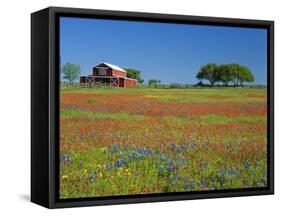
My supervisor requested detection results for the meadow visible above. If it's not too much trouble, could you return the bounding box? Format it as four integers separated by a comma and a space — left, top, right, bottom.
59, 86, 267, 199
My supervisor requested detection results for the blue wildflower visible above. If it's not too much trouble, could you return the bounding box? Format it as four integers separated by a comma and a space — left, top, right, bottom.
168, 176, 173, 185
168, 166, 173, 175
171, 143, 176, 152
118, 151, 123, 158
204, 139, 209, 149
133, 153, 140, 161
60, 155, 65, 161
151, 151, 155, 160
137, 147, 149, 156
237, 167, 241, 179
244, 160, 251, 169
169, 160, 176, 167
60, 154, 71, 165
168, 160, 176, 174
185, 179, 189, 191
229, 167, 235, 176
177, 146, 182, 153
221, 168, 225, 176
88, 172, 95, 182
128, 153, 133, 161
158, 165, 164, 175
191, 140, 197, 149
190, 180, 194, 189
204, 160, 208, 168
160, 153, 167, 162
112, 143, 119, 153
106, 163, 111, 171
115, 159, 125, 168
123, 145, 128, 152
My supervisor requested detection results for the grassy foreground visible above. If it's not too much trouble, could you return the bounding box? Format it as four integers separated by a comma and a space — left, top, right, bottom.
59, 87, 267, 198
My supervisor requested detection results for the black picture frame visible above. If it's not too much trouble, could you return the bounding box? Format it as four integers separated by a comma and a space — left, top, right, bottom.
31, 6, 274, 208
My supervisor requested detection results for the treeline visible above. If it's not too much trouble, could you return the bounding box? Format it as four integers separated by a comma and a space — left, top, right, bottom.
196, 63, 254, 86
145, 63, 255, 88
61, 62, 255, 88
142, 83, 265, 89
125, 68, 144, 84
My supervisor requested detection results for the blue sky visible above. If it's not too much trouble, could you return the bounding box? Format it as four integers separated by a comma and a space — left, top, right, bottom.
60, 17, 267, 85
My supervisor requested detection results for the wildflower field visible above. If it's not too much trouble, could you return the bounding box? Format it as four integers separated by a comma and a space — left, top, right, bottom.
59, 87, 267, 199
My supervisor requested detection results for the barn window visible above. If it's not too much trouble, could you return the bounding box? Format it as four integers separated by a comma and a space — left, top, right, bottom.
98, 67, 107, 76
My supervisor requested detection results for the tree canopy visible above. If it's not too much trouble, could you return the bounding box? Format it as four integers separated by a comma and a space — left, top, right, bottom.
217, 64, 235, 86
125, 68, 144, 84
196, 63, 254, 86
236, 65, 254, 86
196, 63, 220, 86
148, 79, 161, 87
62, 62, 81, 84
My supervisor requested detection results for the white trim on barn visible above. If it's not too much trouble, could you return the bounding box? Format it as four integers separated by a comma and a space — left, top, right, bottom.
113, 75, 137, 81
93, 62, 127, 73
88, 75, 137, 81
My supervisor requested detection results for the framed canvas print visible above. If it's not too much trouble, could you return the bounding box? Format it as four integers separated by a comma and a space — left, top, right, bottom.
31, 6, 274, 208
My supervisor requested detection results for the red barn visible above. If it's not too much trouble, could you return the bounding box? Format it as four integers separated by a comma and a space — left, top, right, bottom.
80, 62, 137, 88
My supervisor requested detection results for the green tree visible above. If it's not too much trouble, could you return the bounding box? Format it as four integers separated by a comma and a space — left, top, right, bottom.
217, 64, 234, 86
148, 79, 161, 87
125, 68, 144, 84
62, 62, 81, 85
229, 64, 254, 86
197, 63, 255, 87
196, 63, 219, 86
228, 64, 241, 86
237, 65, 254, 86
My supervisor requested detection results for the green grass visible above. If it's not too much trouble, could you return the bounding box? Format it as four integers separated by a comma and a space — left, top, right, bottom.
86, 98, 99, 103
61, 109, 146, 121
61, 85, 266, 95
163, 115, 266, 125
157, 95, 265, 104
199, 115, 266, 124
61, 108, 266, 125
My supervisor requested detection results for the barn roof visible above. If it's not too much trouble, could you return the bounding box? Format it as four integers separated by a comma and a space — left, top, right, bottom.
98, 62, 127, 73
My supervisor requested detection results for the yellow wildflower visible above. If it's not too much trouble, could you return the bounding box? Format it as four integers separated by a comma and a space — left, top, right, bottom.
62, 175, 68, 180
